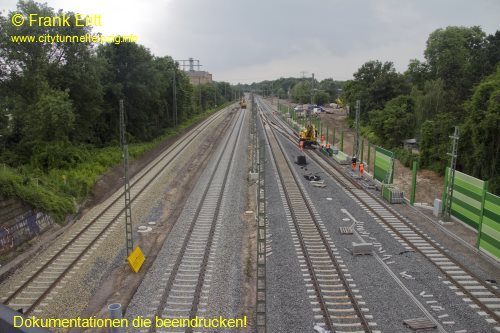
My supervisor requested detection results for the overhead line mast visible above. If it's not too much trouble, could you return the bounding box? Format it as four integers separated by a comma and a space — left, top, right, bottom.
120, 99, 133, 256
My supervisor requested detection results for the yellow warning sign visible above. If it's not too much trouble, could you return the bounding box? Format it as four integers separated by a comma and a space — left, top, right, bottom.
127, 246, 145, 273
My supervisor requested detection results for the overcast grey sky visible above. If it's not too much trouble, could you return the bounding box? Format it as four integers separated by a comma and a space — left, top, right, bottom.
2, 0, 499, 83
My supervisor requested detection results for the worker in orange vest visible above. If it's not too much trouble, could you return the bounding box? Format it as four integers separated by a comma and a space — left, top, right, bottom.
299, 141, 304, 150
359, 162, 364, 177
351, 156, 357, 171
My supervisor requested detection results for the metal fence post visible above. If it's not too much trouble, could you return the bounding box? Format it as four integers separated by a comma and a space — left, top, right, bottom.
340, 131, 344, 152
367, 142, 371, 173
441, 167, 449, 216
476, 180, 488, 248
410, 161, 417, 205
360, 138, 364, 163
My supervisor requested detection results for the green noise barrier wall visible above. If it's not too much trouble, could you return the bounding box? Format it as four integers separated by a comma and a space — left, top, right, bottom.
445, 168, 487, 231
374, 146, 394, 183
443, 168, 498, 260
479, 192, 500, 260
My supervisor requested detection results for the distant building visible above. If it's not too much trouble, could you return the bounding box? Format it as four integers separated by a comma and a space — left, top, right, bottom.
402, 138, 419, 152
177, 58, 212, 85
186, 70, 212, 85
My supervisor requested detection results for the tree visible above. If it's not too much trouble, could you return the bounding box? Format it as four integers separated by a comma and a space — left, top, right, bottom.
24, 83, 75, 142
419, 113, 455, 172
369, 95, 416, 148
313, 91, 330, 105
411, 79, 445, 128
424, 26, 490, 112
319, 79, 340, 101
291, 81, 312, 104
485, 31, 500, 73
460, 66, 500, 194
96, 42, 181, 142
342, 60, 409, 120
405, 59, 431, 90
276, 87, 286, 99
54, 55, 106, 144
242, 77, 327, 102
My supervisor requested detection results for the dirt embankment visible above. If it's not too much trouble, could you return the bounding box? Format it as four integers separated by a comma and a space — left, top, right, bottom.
268, 97, 444, 205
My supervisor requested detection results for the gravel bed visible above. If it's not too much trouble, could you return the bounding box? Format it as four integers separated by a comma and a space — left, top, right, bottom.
126, 111, 249, 330
204, 109, 249, 330
258, 117, 316, 332
394, 202, 499, 283
43, 113, 230, 322
276, 133, 496, 333
0, 110, 230, 328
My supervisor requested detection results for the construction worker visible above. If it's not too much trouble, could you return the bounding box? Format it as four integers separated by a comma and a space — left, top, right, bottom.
299, 140, 304, 150
351, 156, 357, 172
359, 162, 364, 177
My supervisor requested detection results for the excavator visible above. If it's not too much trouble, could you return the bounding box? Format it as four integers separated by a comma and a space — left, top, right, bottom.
299, 117, 318, 148
335, 97, 345, 108
240, 98, 247, 109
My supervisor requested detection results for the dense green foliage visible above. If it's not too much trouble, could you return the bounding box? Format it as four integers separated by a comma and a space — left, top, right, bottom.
369, 95, 416, 148
461, 67, 500, 192
241, 77, 345, 105
0, 1, 237, 221
343, 61, 410, 120
341, 26, 500, 194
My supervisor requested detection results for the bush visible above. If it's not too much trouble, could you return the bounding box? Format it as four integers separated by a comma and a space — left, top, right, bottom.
394, 148, 420, 168
0, 103, 227, 224
30, 142, 92, 170
360, 126, 380, 145
0, 166, 74, 223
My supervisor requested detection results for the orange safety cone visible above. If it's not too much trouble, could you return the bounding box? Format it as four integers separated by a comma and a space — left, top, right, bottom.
359, 162, 364, 177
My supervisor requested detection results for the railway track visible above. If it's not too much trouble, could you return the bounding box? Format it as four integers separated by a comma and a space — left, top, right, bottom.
259, 104, 374, 333
146, 110, 246, 333
259, 97, 500, 330
0, 106, 234, 315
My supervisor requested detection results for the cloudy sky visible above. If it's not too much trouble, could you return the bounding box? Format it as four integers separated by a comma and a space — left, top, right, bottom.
2, 0, 499, 83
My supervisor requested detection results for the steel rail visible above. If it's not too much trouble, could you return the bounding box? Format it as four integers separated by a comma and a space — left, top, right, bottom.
260, 103, 371, 332
4, 106, 233, 314
259, 97, 500, 324
149, 110, 246, 333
